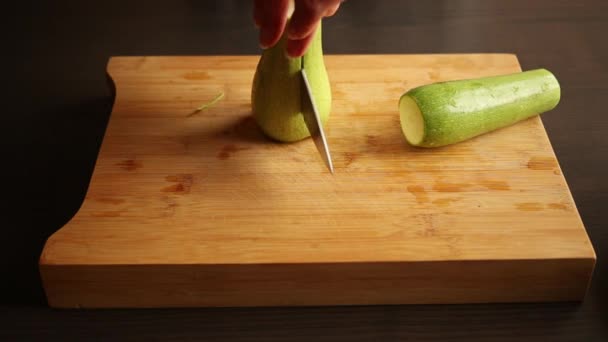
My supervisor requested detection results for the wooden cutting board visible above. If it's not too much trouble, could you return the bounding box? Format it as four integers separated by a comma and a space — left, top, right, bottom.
40, 54, 596, 308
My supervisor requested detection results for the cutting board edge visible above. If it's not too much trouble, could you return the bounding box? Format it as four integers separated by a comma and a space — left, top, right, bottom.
105, 52, 522, 61
40, 256, 595, 308
534, 117, 597, 262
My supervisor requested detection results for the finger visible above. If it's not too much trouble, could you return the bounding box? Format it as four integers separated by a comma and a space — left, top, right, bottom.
287, 0, 342, 40
325, 2, 341, 17
287, 0, 325, 40
286, 32, 316, 57
255, 0, 290, 49
253, 0, 263, 27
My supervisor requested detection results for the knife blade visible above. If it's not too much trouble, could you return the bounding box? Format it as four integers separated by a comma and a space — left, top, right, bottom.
300, 68, 334, 174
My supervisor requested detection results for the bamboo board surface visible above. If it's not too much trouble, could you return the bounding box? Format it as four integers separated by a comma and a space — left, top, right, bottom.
40, 54, 595, 308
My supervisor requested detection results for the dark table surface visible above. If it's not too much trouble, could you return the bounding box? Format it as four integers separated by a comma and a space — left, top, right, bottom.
2, 0, 607, 340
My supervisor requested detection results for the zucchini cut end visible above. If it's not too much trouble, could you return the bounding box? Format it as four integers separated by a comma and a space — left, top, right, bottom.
399, 95, 425, 146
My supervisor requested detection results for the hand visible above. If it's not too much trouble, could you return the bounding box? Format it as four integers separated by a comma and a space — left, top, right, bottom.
254, 0, 342, 57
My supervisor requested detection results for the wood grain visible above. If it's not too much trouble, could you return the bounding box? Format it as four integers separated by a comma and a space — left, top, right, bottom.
39, 54, 595, 308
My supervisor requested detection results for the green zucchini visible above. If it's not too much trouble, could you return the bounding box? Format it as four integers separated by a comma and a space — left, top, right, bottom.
399, 69, 561, 147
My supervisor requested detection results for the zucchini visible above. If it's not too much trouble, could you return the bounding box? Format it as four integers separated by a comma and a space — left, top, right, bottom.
399, 69, 561, 147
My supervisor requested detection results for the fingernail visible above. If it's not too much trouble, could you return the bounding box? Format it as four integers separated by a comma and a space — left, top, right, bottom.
286, 41, 303, 58
286, 26, 302, 40
259, 29, 274, 50
283, 45, 294, 58
284, 47, 296, 58
284, 49, 298, 58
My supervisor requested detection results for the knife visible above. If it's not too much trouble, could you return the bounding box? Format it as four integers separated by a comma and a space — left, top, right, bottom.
300, 67, 334, 174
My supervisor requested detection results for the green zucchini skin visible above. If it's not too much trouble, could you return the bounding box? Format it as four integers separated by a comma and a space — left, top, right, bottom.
399, 69, 561, 147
